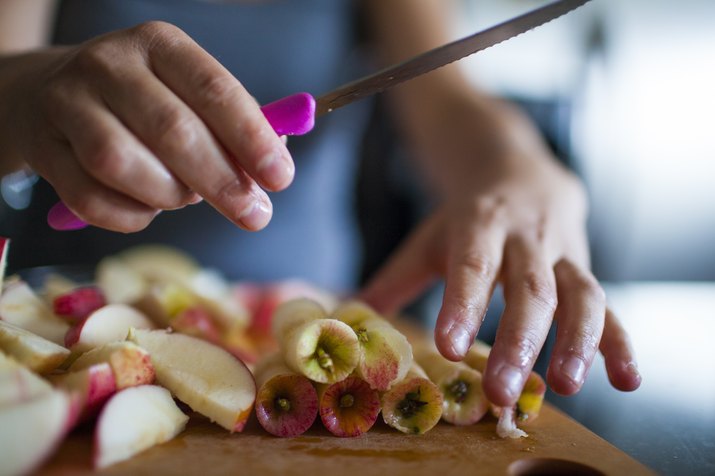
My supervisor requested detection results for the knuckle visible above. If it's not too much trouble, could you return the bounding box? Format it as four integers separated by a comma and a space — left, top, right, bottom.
502, 329, 542, 365
459, 253, 494, 284
82, 140, 130, 179
132, 20, 181, 42
151, 106, 199, 151
194, 73, 241, 108
472, 195, 506, 225
73, 41, 120, 75
522, 271, 558, 313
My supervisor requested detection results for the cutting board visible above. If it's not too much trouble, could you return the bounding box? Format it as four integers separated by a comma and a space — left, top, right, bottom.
37, 402, 653, 476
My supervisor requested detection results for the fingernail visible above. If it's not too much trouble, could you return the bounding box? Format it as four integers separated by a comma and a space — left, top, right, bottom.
448, 325, 473, 358
561, 357, 587, 386
257, 149, 293, 189
48, 202, 88, 231
495, 364, 524, 401
238, 197, 272, 230
625, 361, 641, 378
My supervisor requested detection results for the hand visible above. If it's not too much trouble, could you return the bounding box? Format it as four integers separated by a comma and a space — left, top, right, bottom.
359, 103, 641, 407
1, 21, 293, 232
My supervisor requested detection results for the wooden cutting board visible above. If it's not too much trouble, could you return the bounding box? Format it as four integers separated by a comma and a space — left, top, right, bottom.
37, 402, 653, 476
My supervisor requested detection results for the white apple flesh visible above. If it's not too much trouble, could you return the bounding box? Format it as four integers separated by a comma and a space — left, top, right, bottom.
0, 390, 73, 476
70, 341, 155, 389
128, 328, 256, 432
94, 385, 188, 469
50, 362, 117, 420
0, 320, 70, 374
64, 304, 154, 352
0, 279, 69, 345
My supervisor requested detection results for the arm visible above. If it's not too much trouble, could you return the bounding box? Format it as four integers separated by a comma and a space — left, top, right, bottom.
360, 0, 641, 406
0, 5, 292, 232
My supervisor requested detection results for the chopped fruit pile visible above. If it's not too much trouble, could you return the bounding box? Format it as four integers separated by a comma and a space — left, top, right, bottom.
0, 240, 545, 472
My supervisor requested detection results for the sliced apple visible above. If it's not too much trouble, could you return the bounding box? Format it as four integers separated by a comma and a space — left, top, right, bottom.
273, 298, 360, 384
128, 328, 256, 432
94, 385, 189, 469
50, 362, 116, 419
64, 304, 154, 353
0, 279, 69, 345
118, 244, 200, 285
0, 320, 70, 373
317, 376, 381, 437
53, 286, 107, 323
95, 255, 147, 304
381, 363, 444, 435
334, 300, 413, 391
0, 389, 73, 476
40, 273, 80, 304
414, 346, 489, 426
0, 351, 53, 407
70, 341, 155, 390
253, 353, 318, 437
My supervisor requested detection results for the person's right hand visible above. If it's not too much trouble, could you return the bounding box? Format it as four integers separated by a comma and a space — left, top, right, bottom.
3, 21, 294, 232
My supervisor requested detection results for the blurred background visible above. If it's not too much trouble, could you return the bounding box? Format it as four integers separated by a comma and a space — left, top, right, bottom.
453, 0, 715, 282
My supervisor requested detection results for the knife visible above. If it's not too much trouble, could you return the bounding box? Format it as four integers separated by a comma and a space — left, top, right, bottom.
48, 0, 591, 230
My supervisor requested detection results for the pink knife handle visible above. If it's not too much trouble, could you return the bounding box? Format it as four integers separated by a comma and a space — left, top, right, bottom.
47, 92, 317, 231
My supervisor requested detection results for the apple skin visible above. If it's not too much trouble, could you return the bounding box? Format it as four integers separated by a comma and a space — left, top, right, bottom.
0, 319, 70, 374
64, 304, 155, 352
128, 328, 256, 433
53, 286, 107, 323
381, 364, 444, 435
0, 278, 69, 345
93, 385, 189, 469
317, 376, 381, 437
253, 353, 318, 437
70, 341, 155, 390
0, 389, 74, 476
50, 362, 117, 421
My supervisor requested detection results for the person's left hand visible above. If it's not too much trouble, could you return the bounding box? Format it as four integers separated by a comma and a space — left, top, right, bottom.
359, 97, 641, 408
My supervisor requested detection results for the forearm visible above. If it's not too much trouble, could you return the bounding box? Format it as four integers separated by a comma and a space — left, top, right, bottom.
364, 0, 560, 195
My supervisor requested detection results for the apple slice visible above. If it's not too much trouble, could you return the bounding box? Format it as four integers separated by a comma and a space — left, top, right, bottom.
0, 279, 69, 345
94, 385, 189, 469
0, 320, 70, 373
50, 362, 116, 420
0, 389, 73, 476
40, 273, 80, 304
317, 376, 381, 437
64, 304, 154, 353
128, 328, 256, 432
0, 351, 53, 407
333, 301, 413, 391
70, 341, 155, 390
253, 353, 318, 437
0, 237, 8, 294
95, 255, 147, 304
381, 363, 444, 435
53, 286, 107, 323
414, 346, 489, 426
273, 298, 360, 384
118, 244, 200, 285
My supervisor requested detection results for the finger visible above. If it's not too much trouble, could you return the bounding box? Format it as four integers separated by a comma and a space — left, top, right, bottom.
144, 22, 294, 192
92, 54, 272, 230
36, 139, 159, 232
600, 307, 642, 391
546, 258, 606, 396
483, 235, 557, 407
358, 214, 441, 315
51, 90, 195, 211
434, 211, 507, 361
